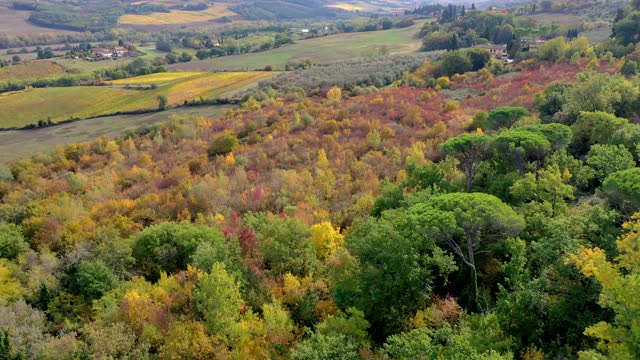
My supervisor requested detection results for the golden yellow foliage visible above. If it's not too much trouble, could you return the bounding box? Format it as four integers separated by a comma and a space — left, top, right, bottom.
435, 76, 451, 89
326, 86, 343, 104
444, 101, 460, 113
0, 260, 25, 301
406, 142, 429, 166
225, 153, 236, 166
310, 222, 345, 260
159, 321, 216, 360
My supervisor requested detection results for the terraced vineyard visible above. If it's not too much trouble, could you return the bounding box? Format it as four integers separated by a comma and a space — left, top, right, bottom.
0, 71, 273, 128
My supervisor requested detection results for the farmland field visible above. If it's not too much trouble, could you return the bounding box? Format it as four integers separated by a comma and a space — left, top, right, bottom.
172, 21, 426, 71
0, 71, 273, 127
119, 3, 236, 25
0, 104, 231, 163
0, 60, 67, 81
110, 72, 204, 85
327, 3, 365, 11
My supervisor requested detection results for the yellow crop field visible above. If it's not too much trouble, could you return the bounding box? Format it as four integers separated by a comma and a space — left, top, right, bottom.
327, 4, 365, 11
119, 3, 236, 25
110, 72, 203, 85
158, 72, 274, 103
0, 72, 274, 128
0, 87, 142, 128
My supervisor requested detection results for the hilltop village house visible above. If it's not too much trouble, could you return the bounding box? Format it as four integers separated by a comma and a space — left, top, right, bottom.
93, 46, 129, 60
473, 43, 508, 59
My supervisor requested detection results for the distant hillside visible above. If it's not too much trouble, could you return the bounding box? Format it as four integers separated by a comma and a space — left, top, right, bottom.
4, 0, 366, 32
229, 0, 339, 20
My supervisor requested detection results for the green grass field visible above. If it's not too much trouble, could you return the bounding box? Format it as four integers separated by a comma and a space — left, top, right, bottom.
0, 105, 231, 163
172, 22, 425, 71
0, 71, 273, 128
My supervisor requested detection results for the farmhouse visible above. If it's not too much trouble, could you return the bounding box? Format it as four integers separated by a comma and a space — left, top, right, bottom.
114, 46, 129, 57
473, 43, 508, 59
93, 48, 113, 59
93, 46, 130, 60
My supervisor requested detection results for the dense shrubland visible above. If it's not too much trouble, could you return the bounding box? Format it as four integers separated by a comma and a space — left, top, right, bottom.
1, 51, 639, 359
3, 2, 640, 358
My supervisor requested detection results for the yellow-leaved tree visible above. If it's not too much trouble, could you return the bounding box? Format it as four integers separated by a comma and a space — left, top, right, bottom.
326, 86, 343, 104
0, 259, 25, 301
567, 214, 640, 360
310, 222, 345, 260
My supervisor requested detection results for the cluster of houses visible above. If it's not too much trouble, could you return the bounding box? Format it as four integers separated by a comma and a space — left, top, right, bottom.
92, 46, 129, 60
473, 36, 547, 61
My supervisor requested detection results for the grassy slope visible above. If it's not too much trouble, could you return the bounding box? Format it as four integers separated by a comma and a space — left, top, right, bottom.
0, 60, 67, 81
0, 105, 231, 163
171, 22, 425, 71
0, 72, 273, 127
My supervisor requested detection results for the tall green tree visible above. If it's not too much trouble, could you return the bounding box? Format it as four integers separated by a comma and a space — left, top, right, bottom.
245, 214, 317, 277
0, 225, 28, 260
410, 193, 525, 308
586, 144, 636, 184
334, 208, 456, 341
194, 263, 244, 342
601, 167, 640, 215
441, 134, 493, 192
132, 222, 226, 280
494, 129, 551, 176
484, 106, 529, 130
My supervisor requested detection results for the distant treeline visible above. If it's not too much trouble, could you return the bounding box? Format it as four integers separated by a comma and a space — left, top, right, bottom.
0, 74, 93, 94
405, 4, 444, 16
124, 2, 208, 15
13, 1, 123, 32
230, 0, 339, 20
124, 3, 170, 15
